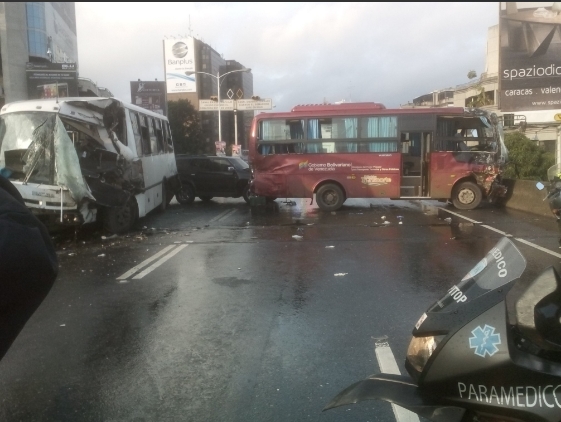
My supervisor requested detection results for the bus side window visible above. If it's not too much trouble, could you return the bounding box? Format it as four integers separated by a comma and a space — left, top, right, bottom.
129, 110, 143, 157
163, 121, 173, 152
147, 117, 158, 154
153, 119, 164, 153
139, 115, 151, 155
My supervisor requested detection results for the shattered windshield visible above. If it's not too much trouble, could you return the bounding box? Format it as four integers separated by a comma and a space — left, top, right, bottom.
0, 112, 56, 183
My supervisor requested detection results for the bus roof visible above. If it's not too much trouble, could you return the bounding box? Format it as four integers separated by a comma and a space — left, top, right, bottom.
255, 106, 469, 120
291, 102, 386, 112
0, 97, 168, 120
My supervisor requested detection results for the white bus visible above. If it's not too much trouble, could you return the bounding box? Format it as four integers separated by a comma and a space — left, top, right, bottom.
0, 97, 180, 233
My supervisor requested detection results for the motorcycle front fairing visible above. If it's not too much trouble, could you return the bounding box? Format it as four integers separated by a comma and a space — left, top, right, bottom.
325, 238, 529, 421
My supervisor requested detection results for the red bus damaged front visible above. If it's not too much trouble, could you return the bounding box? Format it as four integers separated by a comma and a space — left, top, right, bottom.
251, 153, 401, 199
430, 151, 504, 200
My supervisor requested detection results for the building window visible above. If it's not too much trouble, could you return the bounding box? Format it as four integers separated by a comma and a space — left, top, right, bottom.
26, 2, 48, 59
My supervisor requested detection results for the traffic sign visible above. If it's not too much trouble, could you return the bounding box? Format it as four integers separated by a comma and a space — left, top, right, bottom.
199, 99, 235, 111
236, 98, 273, 111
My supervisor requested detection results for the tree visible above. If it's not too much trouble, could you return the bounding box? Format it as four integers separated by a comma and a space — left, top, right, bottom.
167, 99, 206, 154
503, 132, 555, 180
465, 70, 493, 108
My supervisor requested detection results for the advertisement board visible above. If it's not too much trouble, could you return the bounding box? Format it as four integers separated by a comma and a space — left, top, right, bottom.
26, 62, 78, 99
130, 81, 167, 115
163, 37, 196, 94
499, 2, 561, 111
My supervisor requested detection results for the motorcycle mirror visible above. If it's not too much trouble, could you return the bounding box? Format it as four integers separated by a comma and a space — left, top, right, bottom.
536, 181, 545, 190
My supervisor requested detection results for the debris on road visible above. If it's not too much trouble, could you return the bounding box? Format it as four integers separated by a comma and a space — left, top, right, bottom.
101, 234, 118, 240
98, 254, 106, 257
292, 235, 303, 241
325, 246, 335, 249
381, 216, 386, 220
68, 252, 76, 256
334, 273, 348, 277
444, 217, 452, 223
383, 221, 391, 226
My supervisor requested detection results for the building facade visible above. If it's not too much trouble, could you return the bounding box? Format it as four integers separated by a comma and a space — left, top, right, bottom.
0, 2, 111, 106
165, 37, 254, 153
404, 3, 561, 156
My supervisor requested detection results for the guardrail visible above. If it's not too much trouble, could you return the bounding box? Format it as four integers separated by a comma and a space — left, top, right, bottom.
501, 179, 552, 217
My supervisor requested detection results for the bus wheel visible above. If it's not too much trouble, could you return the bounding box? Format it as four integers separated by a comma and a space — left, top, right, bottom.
316, 184, 345, 211
452, 181, 482, 210
104, 199, 137, 234
176, 184, 195, 204
158, 181, 168, 212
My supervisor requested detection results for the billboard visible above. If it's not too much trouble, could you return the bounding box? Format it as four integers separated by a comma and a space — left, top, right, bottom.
130, 81, 167, 115
499, 2, 561, 111
163, 37, 196, 94
26, 62, 78, 99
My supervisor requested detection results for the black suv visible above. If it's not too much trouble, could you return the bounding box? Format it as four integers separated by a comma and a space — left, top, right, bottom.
175, 155, 251, 204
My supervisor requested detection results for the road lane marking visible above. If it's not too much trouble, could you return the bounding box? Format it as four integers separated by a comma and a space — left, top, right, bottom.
209, 208, 236, 223
421, 201, 561, 259
132, 244, 188, 279
515, 238, 561, 259
374, 341, 420, 422
116, 245, 177, 280
480, 225, 511, 236
438, 208, 481, 224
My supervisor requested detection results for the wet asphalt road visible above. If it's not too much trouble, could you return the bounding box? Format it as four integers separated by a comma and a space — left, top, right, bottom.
0, 197, 559, 422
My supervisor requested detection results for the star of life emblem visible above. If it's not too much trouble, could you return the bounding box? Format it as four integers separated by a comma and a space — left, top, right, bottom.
469, 324, 501, 357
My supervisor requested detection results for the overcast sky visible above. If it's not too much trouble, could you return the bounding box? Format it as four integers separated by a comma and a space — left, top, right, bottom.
75, 2, 498, 112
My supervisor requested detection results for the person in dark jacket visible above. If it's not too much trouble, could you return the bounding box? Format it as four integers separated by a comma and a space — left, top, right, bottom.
0, 174, 57, 360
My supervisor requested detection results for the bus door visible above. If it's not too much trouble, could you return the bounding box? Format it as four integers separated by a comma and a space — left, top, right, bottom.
400, 132, 431, 197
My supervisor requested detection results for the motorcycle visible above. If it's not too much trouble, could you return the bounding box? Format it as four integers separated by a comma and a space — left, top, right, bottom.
537, 163, 561, 245
324, 237, 561, 422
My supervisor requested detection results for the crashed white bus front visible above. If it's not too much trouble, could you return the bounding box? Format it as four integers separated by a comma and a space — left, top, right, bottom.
0, 98, 179, 233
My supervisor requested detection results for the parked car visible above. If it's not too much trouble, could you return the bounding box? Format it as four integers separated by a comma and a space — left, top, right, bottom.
175, 155, 251, 204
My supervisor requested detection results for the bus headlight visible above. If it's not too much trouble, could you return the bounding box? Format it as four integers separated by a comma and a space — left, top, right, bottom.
406, 335, 444, 372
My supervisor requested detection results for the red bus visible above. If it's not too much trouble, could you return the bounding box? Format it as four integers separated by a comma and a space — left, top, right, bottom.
248, 103, 508, 211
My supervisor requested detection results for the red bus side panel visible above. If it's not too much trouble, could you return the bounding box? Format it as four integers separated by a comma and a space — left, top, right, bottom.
253, 154, 401, 199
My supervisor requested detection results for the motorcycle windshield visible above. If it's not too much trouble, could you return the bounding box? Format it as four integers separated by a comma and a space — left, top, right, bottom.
426, 237, 526, 314
547, 163, 561, 182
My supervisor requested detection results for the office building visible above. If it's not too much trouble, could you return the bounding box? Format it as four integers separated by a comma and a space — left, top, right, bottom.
164, 36, 254, 152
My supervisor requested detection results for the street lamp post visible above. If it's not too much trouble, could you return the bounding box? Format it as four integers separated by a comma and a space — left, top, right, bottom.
186, 68, 251, 148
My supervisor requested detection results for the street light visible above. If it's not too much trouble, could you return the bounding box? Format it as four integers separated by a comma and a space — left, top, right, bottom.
185, 68, 251, 148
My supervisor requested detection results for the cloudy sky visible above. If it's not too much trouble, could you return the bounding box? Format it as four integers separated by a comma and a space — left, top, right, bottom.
76, 2, 498, 112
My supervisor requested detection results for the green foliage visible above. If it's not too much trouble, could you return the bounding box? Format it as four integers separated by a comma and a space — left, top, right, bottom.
503, 132, 555, 180
466, 87, 493, 108
167, 99, 206, 154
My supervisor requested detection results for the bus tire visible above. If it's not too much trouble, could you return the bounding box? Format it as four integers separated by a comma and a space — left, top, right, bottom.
176, 184, 195, 204
316, 184, 345, 211
158, 180, 168, 212
452, 181, 482, 210
103, 198, 137, 234
199, 196, 213, 202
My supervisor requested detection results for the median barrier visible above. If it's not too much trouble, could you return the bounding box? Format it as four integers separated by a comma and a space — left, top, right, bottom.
501, 178, 552, 217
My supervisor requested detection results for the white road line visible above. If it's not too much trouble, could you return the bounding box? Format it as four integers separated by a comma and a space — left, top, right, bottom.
426, 203, 561, 259
209, 208, 236, 223
481, 225, 510, 236
438, 208, 482, 224
132, 244, 188, 279
515, 238, 561, 259
375, 342, 420, 422
116, 245, 177, 280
